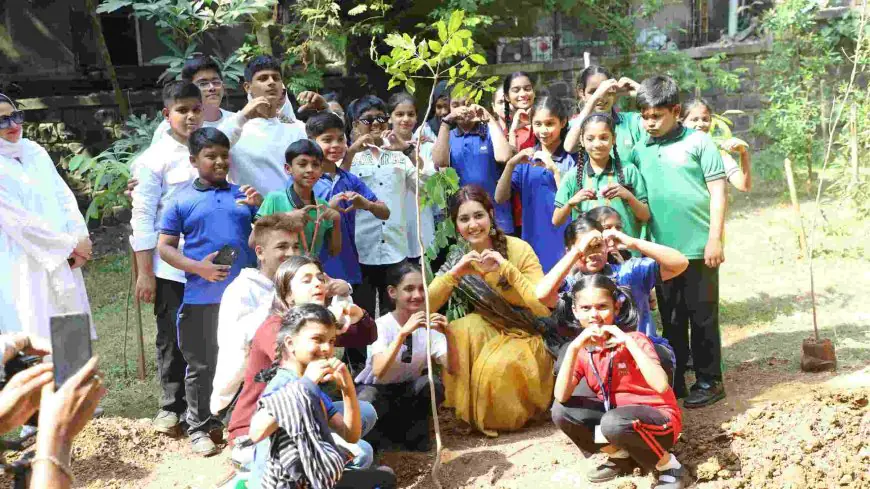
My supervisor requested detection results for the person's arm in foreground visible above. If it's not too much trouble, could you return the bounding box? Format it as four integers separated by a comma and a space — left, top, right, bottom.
31, 357, 106, 489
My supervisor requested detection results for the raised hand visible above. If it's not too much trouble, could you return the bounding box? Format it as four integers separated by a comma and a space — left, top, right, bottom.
599, 183, 632, 200
236, 185, 263, 207
429, 313, 448, 334
240, 96, 273, 121
382, 130, 410, 152
567, 188, 597, 208
467, 104, 492, 124
297, 91, 327, 111
511, 108, 531, 130
449, 250, 483, 279
400, 311, 428, 336
303, 359, 334, 384
479, 249, 505, 273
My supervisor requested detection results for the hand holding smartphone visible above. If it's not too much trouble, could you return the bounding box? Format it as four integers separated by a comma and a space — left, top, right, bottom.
49, 313, 93, 388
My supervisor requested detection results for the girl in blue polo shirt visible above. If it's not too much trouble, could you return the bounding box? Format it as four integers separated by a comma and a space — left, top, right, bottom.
495, 96, 576, 272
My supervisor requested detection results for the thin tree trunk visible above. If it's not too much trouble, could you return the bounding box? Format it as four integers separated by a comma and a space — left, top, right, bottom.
85, 0, 130, 120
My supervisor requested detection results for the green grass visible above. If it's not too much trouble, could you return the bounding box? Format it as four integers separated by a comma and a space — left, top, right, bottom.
82, 186, 870, 420
84, 253, 160, 419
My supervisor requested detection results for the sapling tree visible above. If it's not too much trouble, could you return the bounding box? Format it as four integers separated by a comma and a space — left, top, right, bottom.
370, 10, 499, 486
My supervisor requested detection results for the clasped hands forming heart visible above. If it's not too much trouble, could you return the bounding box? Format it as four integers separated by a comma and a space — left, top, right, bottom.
453, 249, 506, 278
327, 191, 370, 214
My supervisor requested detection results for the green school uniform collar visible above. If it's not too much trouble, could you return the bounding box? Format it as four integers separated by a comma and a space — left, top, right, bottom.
645, 123, 686, 146
192, 178, 230, 191
583, 153, 615, 177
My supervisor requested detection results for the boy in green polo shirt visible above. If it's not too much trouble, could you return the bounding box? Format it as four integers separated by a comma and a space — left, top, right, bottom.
257, 139, 341, 257
627, 75, 727, 409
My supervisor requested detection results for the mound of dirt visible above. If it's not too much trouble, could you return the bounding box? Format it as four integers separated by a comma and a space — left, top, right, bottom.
686, 388, 870, 489
70, 417, 191, 487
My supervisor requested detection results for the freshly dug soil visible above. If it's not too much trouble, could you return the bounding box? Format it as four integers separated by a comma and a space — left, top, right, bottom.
2, 386, 867, 488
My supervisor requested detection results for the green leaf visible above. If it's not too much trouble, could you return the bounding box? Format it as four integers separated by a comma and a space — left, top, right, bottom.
437, 21, 448, 43
428, 40, 442, 53
448, 10, 464, 34
96, 0, 133, 14
469, 53, 487, 65
406, 78, 416, 94
68, 154, 88, 172
455, 29, 472, 39
347, 4, 367, 16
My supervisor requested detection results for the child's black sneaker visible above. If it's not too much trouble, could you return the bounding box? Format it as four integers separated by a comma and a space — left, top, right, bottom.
586, 457, 634, 483
654, 465, 686, 489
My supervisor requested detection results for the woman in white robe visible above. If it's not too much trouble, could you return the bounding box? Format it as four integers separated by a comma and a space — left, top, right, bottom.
0, 94, 95, 339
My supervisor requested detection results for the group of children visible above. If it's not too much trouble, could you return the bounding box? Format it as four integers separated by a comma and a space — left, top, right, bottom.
113, 53, 754, 489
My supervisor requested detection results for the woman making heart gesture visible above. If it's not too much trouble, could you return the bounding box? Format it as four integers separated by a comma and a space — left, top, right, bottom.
428, 185, 554, 436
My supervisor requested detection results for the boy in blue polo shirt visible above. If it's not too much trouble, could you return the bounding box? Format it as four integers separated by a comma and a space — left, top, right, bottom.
432, 96, 515, 233
158, 127, 262, 456
627, 75, 727, 409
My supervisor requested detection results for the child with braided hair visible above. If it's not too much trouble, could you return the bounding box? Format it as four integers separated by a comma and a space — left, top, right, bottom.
495, 95, 578, 272
249, 303, 396, 489
552, 113, 649, 242
226, 256, 378, 472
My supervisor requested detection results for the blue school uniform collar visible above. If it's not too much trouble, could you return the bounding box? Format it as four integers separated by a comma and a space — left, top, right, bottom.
192, 178, 230, 191
645, 123, 686, 146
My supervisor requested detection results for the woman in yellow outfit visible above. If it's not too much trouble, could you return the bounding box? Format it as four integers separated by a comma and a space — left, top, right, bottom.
429, 185, 554, 436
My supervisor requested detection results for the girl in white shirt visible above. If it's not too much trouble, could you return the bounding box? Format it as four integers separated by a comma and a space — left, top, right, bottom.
354, 262, 458, 451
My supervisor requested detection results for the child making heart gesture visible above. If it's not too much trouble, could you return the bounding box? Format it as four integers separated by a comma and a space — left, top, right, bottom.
553, 274, 685, 489
553, 113, 649, 242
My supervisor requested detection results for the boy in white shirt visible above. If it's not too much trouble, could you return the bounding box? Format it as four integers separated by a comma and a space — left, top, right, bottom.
226, 56, 328, 195
131, 81, 268, 435
151, 56, 234, 144
210, 212, 307, 417
130, 81, 205, 435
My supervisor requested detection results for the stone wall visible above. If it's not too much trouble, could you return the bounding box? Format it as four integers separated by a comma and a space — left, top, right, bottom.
485, 40, 772, 148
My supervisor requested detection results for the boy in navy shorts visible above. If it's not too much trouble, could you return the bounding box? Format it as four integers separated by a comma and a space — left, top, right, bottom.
157, 127, 263, 455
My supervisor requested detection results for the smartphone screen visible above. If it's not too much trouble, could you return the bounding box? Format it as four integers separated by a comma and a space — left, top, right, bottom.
49, 313, 92, 388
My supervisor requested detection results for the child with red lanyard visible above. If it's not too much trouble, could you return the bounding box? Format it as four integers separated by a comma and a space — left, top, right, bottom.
501, 72, 537, 237
553, 273, 685, 489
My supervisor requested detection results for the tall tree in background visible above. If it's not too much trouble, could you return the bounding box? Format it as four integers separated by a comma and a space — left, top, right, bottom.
85, 0, 130, 119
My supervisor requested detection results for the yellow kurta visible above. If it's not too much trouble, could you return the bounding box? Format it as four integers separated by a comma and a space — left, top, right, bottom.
429, 236, 554, 435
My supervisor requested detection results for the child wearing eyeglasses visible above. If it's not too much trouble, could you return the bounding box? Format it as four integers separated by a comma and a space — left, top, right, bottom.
342, 95, 433, 324
151, 56, 234, 144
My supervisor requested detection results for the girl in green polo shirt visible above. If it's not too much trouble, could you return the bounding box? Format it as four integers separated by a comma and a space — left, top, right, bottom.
553, 113, 650, 241
564, 65, 646, 158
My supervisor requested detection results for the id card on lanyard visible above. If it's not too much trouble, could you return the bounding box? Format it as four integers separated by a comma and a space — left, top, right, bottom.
586, 172, 615, 207
588, 350, 615, 411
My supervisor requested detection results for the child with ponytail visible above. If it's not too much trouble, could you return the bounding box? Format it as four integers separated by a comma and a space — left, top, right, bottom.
495, 95, 578, 272
682, 98, 752, 192
564, 65, 644, 158
226, 256, 377, 470
553, 274, 685, 489
552, 113, 649, 243
249, 303, 396, 489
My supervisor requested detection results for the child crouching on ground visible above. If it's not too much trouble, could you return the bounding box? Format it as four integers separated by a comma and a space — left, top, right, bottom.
553, 274, 685, 489
248, 303, 396, 489
354, 262, 458, 451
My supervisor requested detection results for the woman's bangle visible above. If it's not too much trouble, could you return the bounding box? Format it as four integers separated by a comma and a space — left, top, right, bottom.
32, 455, 74, 482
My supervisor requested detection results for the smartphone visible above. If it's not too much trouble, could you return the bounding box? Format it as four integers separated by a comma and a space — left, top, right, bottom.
49, 313, 93, 388
213, 245, 239, 267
